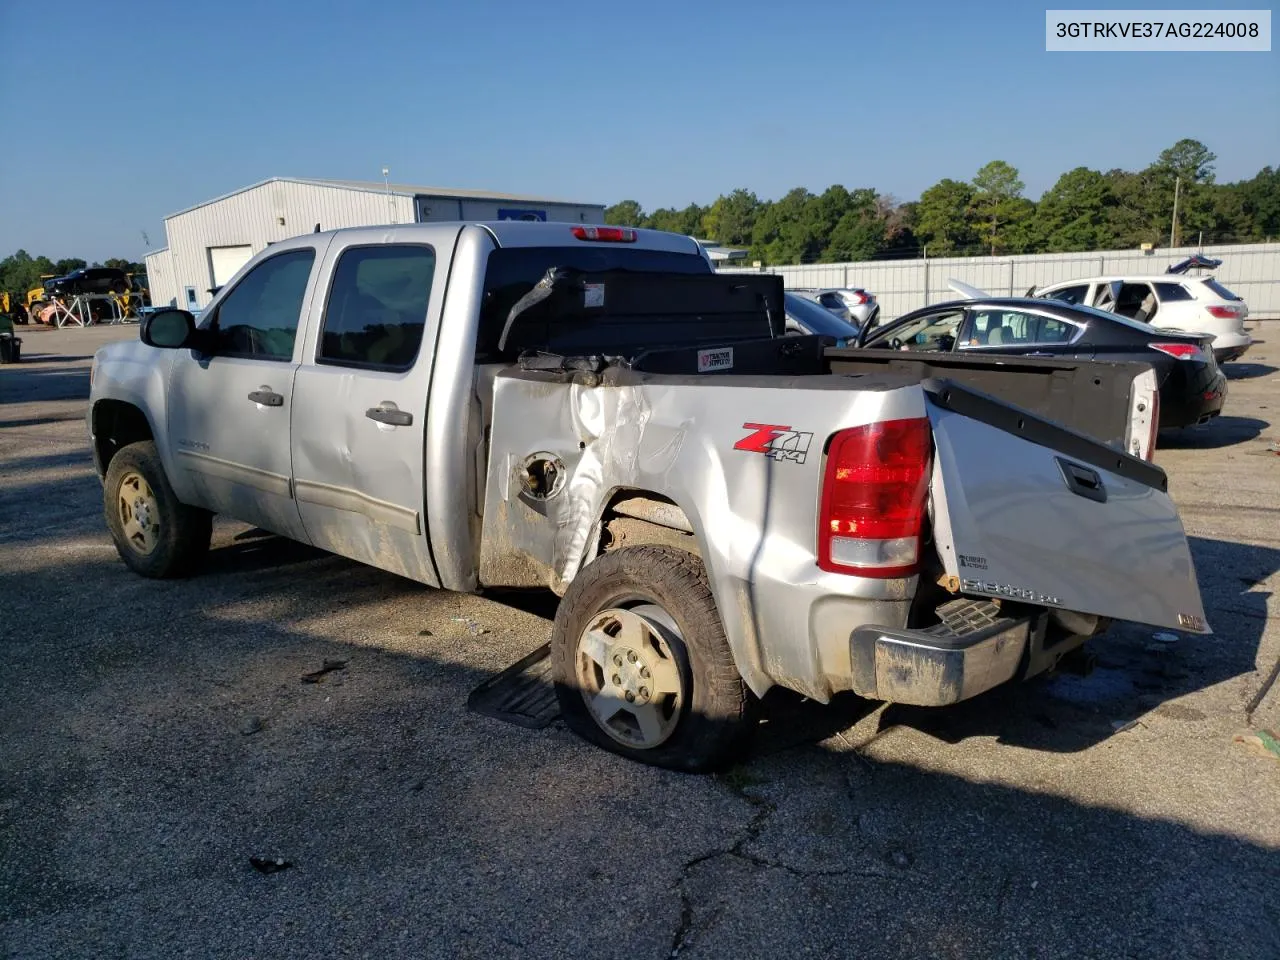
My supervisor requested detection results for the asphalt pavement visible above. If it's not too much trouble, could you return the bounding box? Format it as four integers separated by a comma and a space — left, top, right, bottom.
2, 322, 1277, 959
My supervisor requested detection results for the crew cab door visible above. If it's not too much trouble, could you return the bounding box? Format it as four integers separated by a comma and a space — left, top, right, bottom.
166, 243, 324, 542
289, 229, 461, 585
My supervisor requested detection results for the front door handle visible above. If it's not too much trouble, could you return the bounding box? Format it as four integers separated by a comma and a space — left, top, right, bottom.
248, 388, 283, 407
366, 405, 413, 427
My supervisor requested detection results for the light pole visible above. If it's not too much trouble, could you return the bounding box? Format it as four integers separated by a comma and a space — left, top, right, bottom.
1169, 176, 1181, 249
383, 166, 396, 224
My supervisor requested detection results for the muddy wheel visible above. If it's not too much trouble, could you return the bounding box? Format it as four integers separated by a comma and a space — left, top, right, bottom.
551, 545, 755, 772
104, 441, 212, 578
27, 302, 45, 324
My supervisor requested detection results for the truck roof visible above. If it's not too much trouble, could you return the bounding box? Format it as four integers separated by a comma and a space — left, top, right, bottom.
306, 221, 705, 256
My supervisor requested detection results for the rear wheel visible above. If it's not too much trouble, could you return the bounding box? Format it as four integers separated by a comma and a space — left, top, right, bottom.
104, 441, 212, 578
551, 546, 756, 772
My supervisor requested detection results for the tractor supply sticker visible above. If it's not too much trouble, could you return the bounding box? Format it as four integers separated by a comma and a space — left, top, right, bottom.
583, 283, 605, 308
733, 422, 813, 464
697, 347, 734, 372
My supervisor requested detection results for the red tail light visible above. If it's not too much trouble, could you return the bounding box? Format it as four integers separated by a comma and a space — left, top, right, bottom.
1149, 342, 1203, 361
818, 418, 932, 578
1205, 305, 1239, 319
571, 226, 637, 242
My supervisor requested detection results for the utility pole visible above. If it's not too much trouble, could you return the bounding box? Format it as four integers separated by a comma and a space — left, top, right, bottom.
383, 166, 396, 224
1169, 176, 1181, 249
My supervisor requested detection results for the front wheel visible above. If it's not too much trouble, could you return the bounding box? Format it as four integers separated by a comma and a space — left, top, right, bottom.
104, 441, 212, 578
550, 546, 756, 772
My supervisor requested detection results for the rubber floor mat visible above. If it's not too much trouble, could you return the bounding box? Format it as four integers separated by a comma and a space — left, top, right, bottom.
466, 642, 560, 729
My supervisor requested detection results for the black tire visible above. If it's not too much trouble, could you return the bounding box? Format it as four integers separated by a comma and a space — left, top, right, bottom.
104, 441, 212, 578
551, 545, 756, 772
27, 302, 44, 324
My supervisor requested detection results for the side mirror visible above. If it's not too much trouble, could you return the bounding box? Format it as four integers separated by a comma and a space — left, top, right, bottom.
140, 309, 196, 349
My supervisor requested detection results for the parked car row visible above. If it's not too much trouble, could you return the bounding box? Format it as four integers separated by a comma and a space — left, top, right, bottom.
785, 257, 1250, 433
859, 294, 1226, 430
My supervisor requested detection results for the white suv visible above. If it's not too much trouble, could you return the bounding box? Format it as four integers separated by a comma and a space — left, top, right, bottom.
1034, 274, 1251, 362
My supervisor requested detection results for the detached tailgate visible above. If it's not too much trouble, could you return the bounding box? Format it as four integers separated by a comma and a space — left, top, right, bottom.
926, 382, 1209, 634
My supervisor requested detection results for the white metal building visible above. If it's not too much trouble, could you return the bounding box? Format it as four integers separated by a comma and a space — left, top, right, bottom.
145, 177, 606, 309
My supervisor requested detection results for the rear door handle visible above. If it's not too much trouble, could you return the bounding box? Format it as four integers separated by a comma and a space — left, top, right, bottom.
366, 405, 413, 427
248, 388, 283, 407
1056, 457, 1107, 503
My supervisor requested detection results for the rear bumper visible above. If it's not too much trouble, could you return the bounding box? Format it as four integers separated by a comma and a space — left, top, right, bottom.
849, 599, 1036, 706
1158, 366, 1227, 429
1210, 331, 1251, 363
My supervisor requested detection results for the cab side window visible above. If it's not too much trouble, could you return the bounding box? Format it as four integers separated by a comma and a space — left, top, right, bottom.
319, 245, 435, 370
872, 309, 963, 351
965, 309, 1077, 347
211, 249, 315, 361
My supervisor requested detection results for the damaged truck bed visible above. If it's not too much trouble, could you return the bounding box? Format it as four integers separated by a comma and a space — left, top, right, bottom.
89, 221, 1207, 770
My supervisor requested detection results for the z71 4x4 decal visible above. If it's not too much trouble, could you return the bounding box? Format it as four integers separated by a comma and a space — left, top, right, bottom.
734, 423, 814, 464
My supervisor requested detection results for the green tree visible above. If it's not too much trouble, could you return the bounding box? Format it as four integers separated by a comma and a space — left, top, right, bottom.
970, 161, 1027, 254
645, 204, 705, 236
604, 200, 645, 227
914, 179, 976, 254
749, 188, 819, 264
700, 189, 759, 246
1033, 167, 1116, 251
53, 258, 87, 275
1235, 167, 1280, 240
823, 209, 887, 262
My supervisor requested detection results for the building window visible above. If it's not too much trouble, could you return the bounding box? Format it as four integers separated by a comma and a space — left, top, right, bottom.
185, 287, 197, 307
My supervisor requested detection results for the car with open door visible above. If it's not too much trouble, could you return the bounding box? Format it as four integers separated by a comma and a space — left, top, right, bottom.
860, 293, 1227, 430
1032, 265, 1251, 363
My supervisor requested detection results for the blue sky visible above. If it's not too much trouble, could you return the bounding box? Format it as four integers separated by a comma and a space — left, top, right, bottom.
1, 0, 1275, 261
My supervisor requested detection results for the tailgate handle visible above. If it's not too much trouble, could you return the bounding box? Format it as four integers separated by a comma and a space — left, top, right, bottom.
1057, 458, 1106, 503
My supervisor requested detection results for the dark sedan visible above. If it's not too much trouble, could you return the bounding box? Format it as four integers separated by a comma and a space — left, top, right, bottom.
783, 292, 861, 345
860, 297, 1226, 429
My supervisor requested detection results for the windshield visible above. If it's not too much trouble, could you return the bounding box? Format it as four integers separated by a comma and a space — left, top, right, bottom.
784, 293, 860, 337
1201, 278, 1241, 301
478, 246, 711, 359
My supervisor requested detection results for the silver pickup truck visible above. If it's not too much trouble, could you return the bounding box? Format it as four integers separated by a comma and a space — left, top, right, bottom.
89, 221, 1208, 771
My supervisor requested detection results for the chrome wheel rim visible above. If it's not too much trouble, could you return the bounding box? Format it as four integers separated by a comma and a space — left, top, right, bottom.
118, 471, 160, 556
575, 604, 685, 749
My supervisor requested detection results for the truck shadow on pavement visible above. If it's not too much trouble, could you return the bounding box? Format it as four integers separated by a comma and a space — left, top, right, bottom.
871, 534, 1276, 754
3, 533, 1278, 959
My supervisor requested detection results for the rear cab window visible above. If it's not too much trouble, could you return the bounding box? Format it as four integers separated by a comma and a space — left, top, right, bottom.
476, 246, 710, 360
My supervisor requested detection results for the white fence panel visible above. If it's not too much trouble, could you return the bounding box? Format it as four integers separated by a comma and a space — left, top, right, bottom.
723, 242, 1280, 321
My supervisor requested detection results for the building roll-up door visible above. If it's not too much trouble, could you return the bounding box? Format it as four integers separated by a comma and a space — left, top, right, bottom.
207, 245, 254, 289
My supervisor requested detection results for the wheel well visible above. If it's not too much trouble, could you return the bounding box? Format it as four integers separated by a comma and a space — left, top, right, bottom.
92, 400, 154, 476
597, 493, 699, 559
